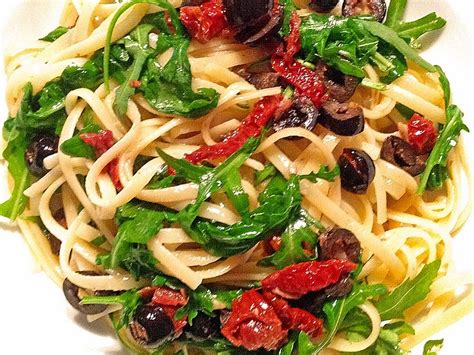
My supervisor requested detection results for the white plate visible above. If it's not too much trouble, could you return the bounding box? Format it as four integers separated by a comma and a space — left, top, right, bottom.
0, 1, 472, 354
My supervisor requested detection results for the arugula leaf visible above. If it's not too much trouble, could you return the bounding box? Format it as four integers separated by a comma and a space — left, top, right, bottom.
90, 235, 107, 247
113, 24, 155, 118
423, 339, 444, 355
175, 286, 242, 325
215, 289, 243, 309
103, 0, 219, 118
384, 0, 407, 28
81, 290, 141, 329
376, 260, 440, 320
224, 168, 250, 219
396, 13, 446, 47
355, 19, 436, 73
341, 308, 414, 355
255, 163, 277, 184
141, 38, 220, 118
374, 42, 407, 84
299, 165, 340, 183
0, 130, 30, 220
300, 15, 379, 78
417, 105, 468, 193
98, 201, 176, 278
310, 282, 388, 353
61, 46, 131, 92
175, 286, 215, 324
193, 174, 302, 256
396, 103, 415, 120
60, 109, 101, 159
40, 26, 69, 42
259, 209, 318, 269
159, 137, 260, 239
279, 0, 297, 37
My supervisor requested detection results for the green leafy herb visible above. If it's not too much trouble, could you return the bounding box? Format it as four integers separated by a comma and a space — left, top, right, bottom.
255, 163, 277, 184
158, 137, 260, 241
0, 127, 30, 220
279, 0, 297, 37
396, 13, 446, 47
98, 201, 176, 278
311, 282, 388, 353
300, 15, 379, 78
40, 26, 69, 42
340, 307, 414, 355
384, 0, 408, 28
395, 103, 415, 120
418, 105, 468, 193
113, 24, 155, 118
355, 19, 436, 72
224, 168, 250, 219
81, 289, 141, 329
175, 286, 242, 324
60, 109, 101, 159
90, 236, 107, 247
104, 0, 219, 118
376, 260, 440, 320
175, 286, 215, 324
215, 289, 243, 309
299, 165, 340, 183
259, 209, 320, 269
423, 339, 444, 355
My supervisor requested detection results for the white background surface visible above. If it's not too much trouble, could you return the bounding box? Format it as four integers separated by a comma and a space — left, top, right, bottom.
0, 1, 473, 354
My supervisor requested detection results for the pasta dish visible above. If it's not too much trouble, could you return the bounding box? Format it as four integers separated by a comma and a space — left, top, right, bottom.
1, 0, 472, 353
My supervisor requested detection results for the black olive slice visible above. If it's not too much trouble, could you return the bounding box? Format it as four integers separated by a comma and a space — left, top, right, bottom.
184, 313, 221, 341
342, 0, 387, 22
380, 136, 427, 176
62, 272, 107, 315
338, 148, 375, 194
273, 96, 319, 133
223, 0, 273, 27
224, 0, 282, 44
25, 134, 59, 177
319, 101, 365, 136
309, 0, 340, 13
315, 61, 359, 103
318, 228, 361, 263
129, 304, 174, 346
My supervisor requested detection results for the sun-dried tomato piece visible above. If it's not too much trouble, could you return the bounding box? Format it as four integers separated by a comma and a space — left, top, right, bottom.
272, 56, 327, 108
80, 130, 114, 156
80, 130, 123, 190
221, 289, 287, 351
262, 259, 357, 299
162, 305, 188, 335
263, 292, 323, 337
180, 0, 228, 43
407, 113, 437, 155
184, 95, 282, 165
284, 12, 301, 62
151, 286, 188, 307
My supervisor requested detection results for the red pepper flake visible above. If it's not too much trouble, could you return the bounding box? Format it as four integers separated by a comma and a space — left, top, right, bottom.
221, 289, 287, 351
262, 259, 357, 299
272, 56, 327, 108
80, 130, 123, 191
130, 80, 141, 88
407, 113, 437, 155
263, 292, 323, 338
151, 286, 188, 307
184, 95, 282, 165
180, 0, 228, 43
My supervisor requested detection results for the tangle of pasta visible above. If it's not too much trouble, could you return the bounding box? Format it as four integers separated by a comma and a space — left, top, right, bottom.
2, 0, 473, 354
